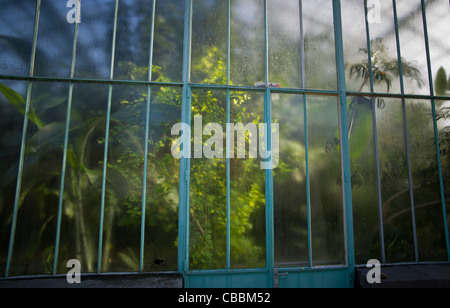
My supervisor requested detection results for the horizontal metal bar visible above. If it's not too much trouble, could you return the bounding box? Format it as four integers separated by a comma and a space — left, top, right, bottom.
186, 268, 269, 276
0, 75, 183, 87
276, 265, 349, 273
346, 91, 450, 101
0, 271, 180, 281
191, 83, 340, 95
355, 261, 450, 268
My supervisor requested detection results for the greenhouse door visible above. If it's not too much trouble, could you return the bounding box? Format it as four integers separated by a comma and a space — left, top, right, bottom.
177, 0, 355, 288
181, 89, 354, 288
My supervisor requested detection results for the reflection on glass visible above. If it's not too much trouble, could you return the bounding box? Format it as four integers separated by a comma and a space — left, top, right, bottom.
230, 91, 265, 269
191, 0, 228, 85
114, 0, 154, 81
349, 96, 381, 264
75, 0, 115, 80
376, 98, 415, 263
101, 85, 147, 273
303, 0, 337, 90
425, 0, 450, 97
152, 0, 185, 82
230, 0, 265, 86
190, 90, 227, 270
342, 0, 369, 92
436, 99, 450, 245
406, 100, 447, 261
0, 0, 35, 76
0, 80, 28, 277
98, 85, 181, 273
397, 0, 430, 95
268, 0, 303, 89
369, 1, 401, 94
144, 86, 181, 272
9, 82, 69, 276
57, 83, 109, 274
34, 0, 75, 78
307, 95, 344, 265
273, 93, 308, 267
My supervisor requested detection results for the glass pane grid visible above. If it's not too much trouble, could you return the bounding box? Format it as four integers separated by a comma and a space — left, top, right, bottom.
0, 0, 449, 282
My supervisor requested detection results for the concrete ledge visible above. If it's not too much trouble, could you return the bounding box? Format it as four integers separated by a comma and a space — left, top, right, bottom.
356, 264, 450, 288
0, 273, 183, 288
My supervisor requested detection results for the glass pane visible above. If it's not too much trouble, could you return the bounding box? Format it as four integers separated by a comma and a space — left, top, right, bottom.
152, 0, 185, 83
191, 0, 228, 85
396, 0, 431, 95
273, 93, 308, 267
34, 0, 75, 78
376, 98, 415, 263
349, 96, 382, 265
342, 0, 369, 93
268, 0, 303, 89
0, 0, 36, 76
230, 0, 265, 86
425, 0, 450, 96
229, 91, 265, 269
75, 0, 116, 80
307, 95, 344, 265
144, 86, 181, 272
0, 80, 28, 277
9, 81, 69, 276
114, 0, 154, 81
189, 89, 227, 270
407, 99, 447, 261
436, 99, 450, 245
57, 83, 110, 274
369, 1, 402, 94
303, 0, 337, 90
101, 85, 147, 273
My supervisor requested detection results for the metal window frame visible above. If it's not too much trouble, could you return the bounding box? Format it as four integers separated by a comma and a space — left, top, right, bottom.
0, 0, 448, 287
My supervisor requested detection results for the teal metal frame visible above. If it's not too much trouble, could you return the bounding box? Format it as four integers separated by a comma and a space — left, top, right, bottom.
1, 0, 449, 287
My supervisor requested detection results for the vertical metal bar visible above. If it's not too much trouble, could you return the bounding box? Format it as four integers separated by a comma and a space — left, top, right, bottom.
178, 0, 193, 280
226, 0, 231, 271
333, 0, 355, 284
5, 0, 41, 278
53, 19, 80, 275
299, 0, 311, 268
364, 0, 375, 92
420, 0, 450, 261
364, 0, 386, 264
264, 0, 274, 288
97, 0, 120, 273
140, 0, 157, 273
392, 0, 419, 263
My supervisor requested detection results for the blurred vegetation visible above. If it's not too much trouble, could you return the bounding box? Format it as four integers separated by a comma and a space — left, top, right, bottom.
0, 1, 449, 277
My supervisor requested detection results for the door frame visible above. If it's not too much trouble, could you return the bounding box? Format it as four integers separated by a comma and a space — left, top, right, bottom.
177, 0, 355, 288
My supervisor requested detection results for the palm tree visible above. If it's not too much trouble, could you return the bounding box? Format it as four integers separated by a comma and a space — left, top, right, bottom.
347, 38, 423, 139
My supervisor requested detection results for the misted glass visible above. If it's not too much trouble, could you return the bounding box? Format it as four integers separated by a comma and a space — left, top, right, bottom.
57, 83, 110, 274
407, 99, 447, 261
349, 96, 382, 265
0, 80, 28, 277
376, 98, 415, 263
9, 81, 69, 276
0, 0, 36, 76
396, 0, 430, 95
191, 0, 228, 85
307, 95, 344, 265
229, 91, 266, 269
273, 93, 308, 267
189, 89, 227, 270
